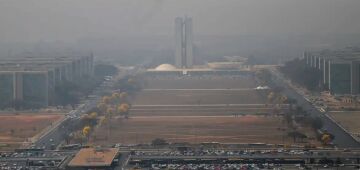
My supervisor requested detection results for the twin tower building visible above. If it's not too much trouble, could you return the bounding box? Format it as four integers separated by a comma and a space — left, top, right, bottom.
174, 16, 194, 68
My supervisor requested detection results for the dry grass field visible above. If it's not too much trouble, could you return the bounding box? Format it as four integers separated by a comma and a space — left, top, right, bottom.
92, 74, 317, 146
93, 115, 295, 145
143, 75, 256, 89
133, 89, 268, 105
0, 114, 63, 150
130, 104, 277, 116
329, 112, 360, 133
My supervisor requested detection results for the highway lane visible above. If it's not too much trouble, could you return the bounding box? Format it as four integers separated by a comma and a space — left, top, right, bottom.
33, 68, 132, 150
269, 68, 360, 148
34, 98, 99, 150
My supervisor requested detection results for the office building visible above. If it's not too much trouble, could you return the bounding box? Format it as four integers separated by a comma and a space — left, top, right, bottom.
174, 16, 194, 68
304, 47, 360, 95
0, 55, 94, 108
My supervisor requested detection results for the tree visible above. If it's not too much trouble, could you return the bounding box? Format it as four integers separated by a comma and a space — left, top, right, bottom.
284, 111, 293, 125
99, 116, 107, 126
280, 58, 322, 91
311, 117, 323, 130
256, 69, 272, 85
89, 112, 98, 119
97, 103, 107, 113
106, 108, 115, 117
80, 113, 96, 126
82, 126, 91, 140
278, 95, 287, 107
73, 131, 86, 144
94, 64, 118, 77
267, 92, 275, 103
321, 134, 332, 145
54, 81, 80, 108
151, 138, 168, 146
288, 131, 307, 143
10, 129, 15, 135
119, 92, 128, 101
112, 92, 120, 98
118, 103, 130, 118
286, 97, 297, 111
102, 96, 111, 104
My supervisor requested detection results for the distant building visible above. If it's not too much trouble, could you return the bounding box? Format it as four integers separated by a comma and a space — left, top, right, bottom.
174, 16, 194, 68
304, 47, 360, 95
0, 55, 94, 108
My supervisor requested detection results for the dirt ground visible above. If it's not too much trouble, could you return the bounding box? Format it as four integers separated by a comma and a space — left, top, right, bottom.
133, 90, 268, 105
143, 75, 257, 89
328, 112, 360, 133
93, 74, 317, 146
92, 115, 295, 145
130, 105, 278, 116
0, 114, 63, 150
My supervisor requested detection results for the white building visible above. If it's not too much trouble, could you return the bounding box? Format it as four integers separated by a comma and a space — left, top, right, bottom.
174, 16, 194, 68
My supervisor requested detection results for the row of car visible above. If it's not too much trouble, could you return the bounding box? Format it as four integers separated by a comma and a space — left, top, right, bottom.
133, 149, 318, 157
150, 163, 283, 170
0, 151, 64, 158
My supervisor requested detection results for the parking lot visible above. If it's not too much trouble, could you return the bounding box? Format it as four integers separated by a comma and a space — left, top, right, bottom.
0, 150, 68, 170
126, 147, 360, 170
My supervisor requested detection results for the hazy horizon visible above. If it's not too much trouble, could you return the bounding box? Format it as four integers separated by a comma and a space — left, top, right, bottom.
1, 0, 360, 43
1, 0, 360, 64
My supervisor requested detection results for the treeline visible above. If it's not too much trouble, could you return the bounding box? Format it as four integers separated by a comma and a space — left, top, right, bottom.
279, 58, 322, 91
283, 97, 334, 146
55, 64, 119, 108
63, 75, 142, 144
94, 64, 118, 77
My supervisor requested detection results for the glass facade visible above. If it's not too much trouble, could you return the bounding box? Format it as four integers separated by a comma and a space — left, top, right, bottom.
330, 63, 351, 94
0, 74, 14, 108
22, 73, 48, 107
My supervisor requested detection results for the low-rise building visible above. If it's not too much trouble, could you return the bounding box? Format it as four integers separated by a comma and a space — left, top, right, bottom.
67, 148, 119, 170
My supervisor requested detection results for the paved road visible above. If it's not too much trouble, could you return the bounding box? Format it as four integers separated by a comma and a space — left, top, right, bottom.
33, 68, 135, 150
34, 98, 99, 150
270, 68, 360, 148
143, 88, 256, 91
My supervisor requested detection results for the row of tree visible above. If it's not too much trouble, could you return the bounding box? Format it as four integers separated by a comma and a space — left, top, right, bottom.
279, 58, 322, 91
282, 96, 335, 146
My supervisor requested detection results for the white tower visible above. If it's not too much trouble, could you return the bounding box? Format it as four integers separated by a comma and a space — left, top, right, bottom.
184, 16, 193, 68
174, 17, 183, 68
174, 16, 194, 68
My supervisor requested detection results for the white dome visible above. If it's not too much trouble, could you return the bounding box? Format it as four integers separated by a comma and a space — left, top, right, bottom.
155, 64, 177, 71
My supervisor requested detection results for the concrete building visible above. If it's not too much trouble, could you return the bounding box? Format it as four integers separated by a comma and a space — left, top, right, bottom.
0, 55, 94, 108
304, 47, 360, 95
174, 16, 194, 68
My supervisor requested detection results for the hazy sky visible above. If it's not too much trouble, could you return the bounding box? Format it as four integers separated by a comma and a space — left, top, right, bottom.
1, 0, 360, 43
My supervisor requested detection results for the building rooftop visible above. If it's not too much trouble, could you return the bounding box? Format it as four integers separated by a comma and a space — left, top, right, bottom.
68, 148, 119, 167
